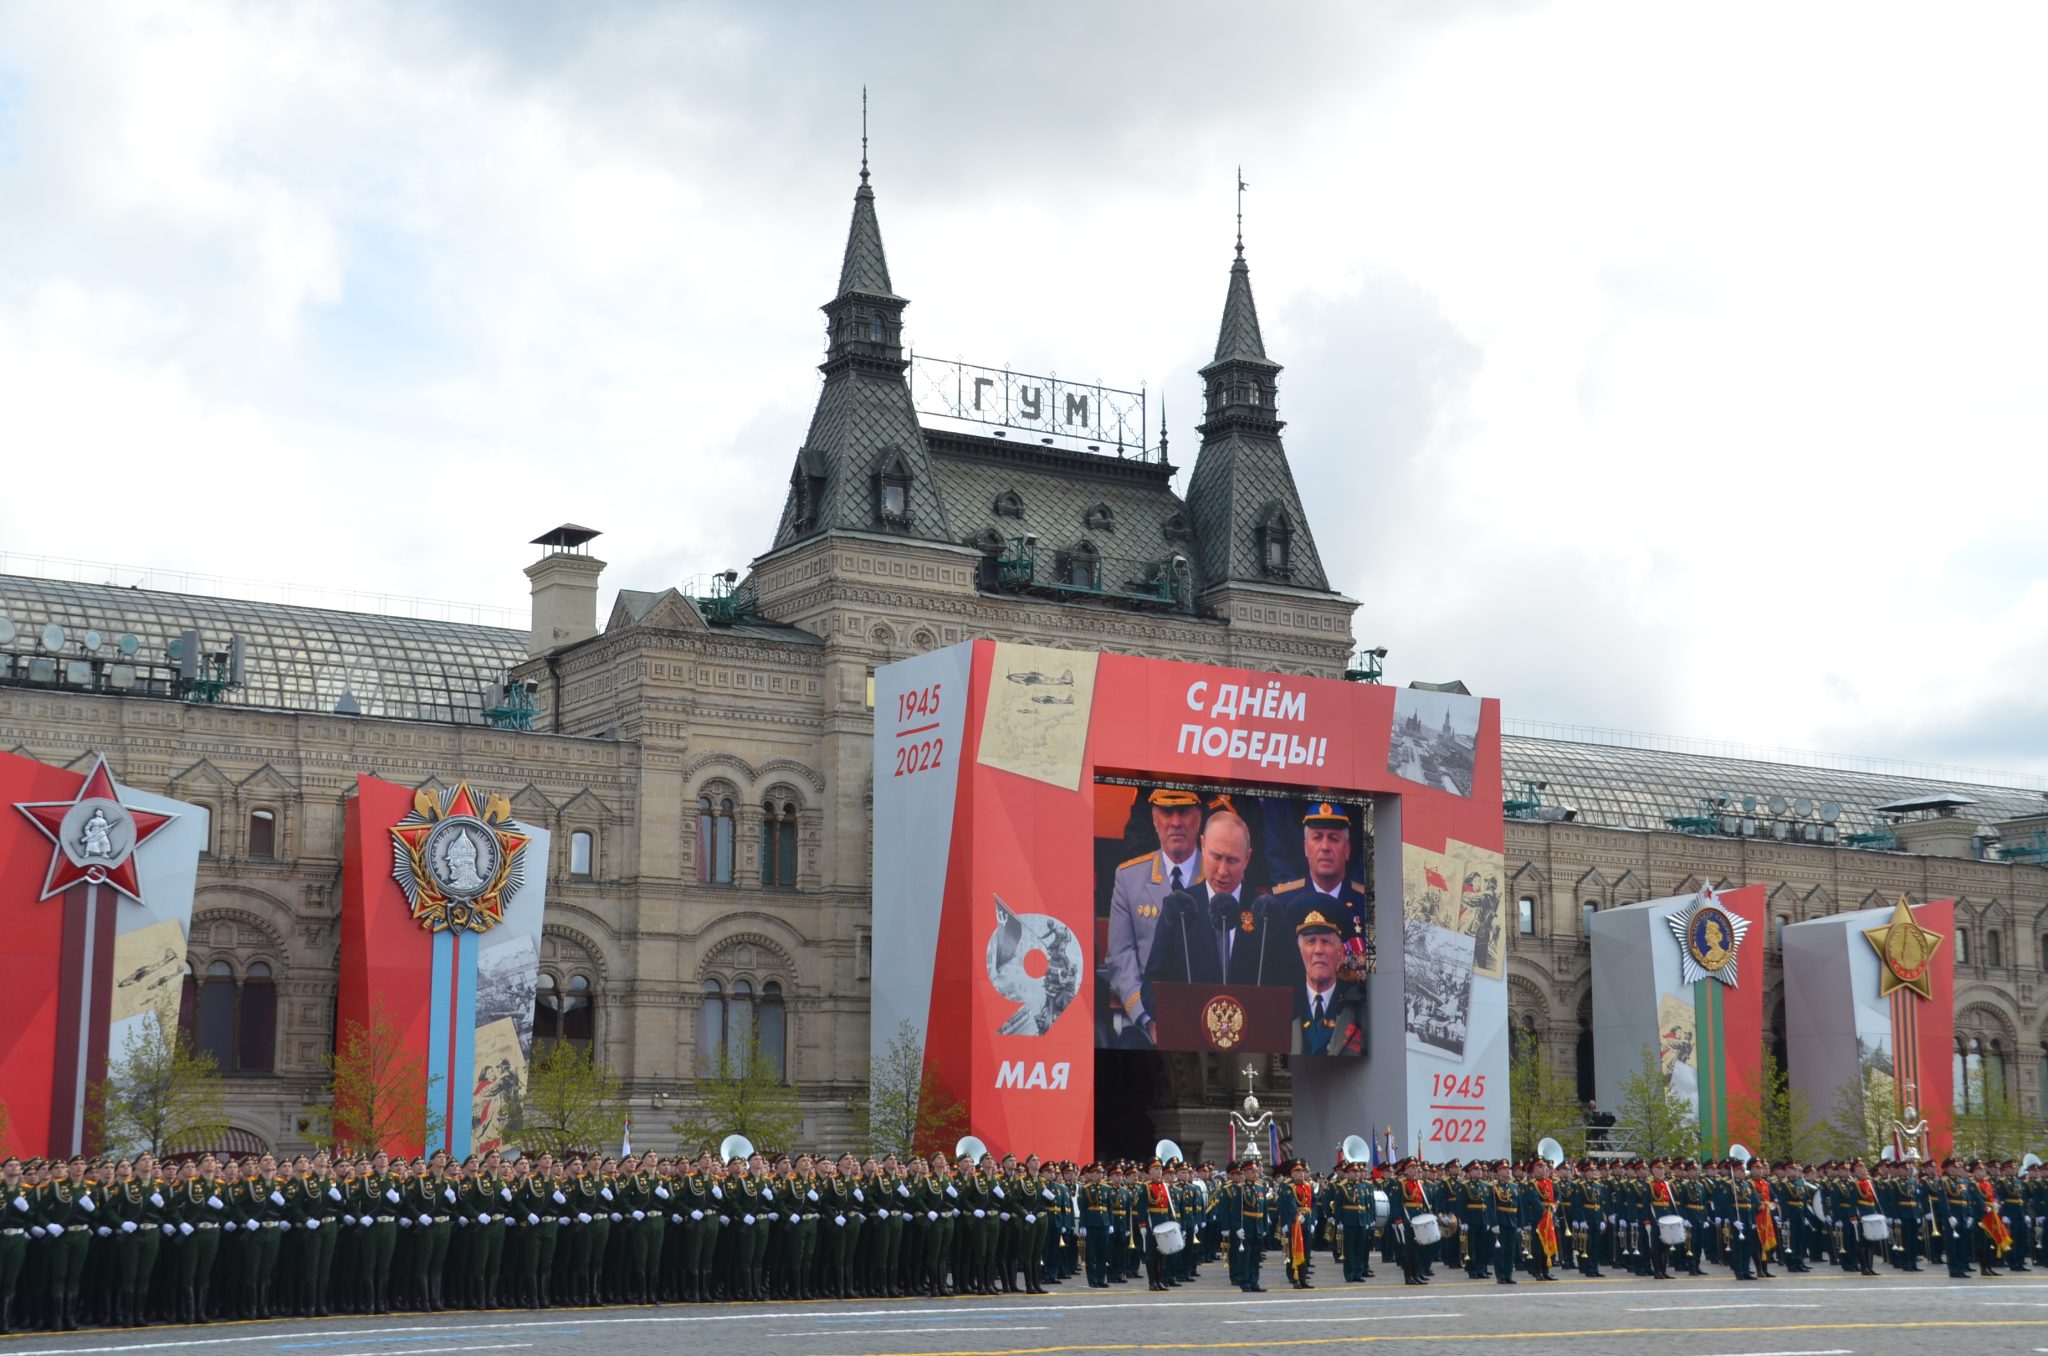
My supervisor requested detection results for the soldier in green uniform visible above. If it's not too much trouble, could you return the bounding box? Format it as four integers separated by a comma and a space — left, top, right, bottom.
1240, 1158, 1273, 1292
115, 1154, 168, 1326
42, 1156, 97, 1330
1, 1155, 31, 1333
356, 1150, 404, 1313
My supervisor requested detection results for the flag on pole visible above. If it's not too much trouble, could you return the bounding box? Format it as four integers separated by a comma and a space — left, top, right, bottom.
621, 1116, 632, 1160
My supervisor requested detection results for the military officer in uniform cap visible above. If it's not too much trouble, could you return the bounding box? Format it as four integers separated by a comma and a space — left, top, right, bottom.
1271, 801, 1372, 973
1292, 910, 1367, 1055
1104, 788, 1204, 1046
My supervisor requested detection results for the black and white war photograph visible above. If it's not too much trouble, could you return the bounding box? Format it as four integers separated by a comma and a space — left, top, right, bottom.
1387, 686, 1481, 797
1402, 915, 1475, 1060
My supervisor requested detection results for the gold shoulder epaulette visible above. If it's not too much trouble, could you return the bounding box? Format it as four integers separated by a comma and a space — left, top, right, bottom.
1273, 879, 1306, 892
1118, 852, 1154, 870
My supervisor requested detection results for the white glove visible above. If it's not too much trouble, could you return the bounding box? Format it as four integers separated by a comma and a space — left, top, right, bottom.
656, 1187, 670, 1200
385, 1189, 400, 1204
9, 1197, 26, 1212
179, 1222, 194, 1237
762, 1188, 775, 1201
96, 1225, 112, 1238
744, 1214, 756, 1226
1236, 1228, 1245, 1239
480, 1213, 493, 1226
121, 1220, 137, 1234
307, 1218, 321, 1231
898, 1185, 910, 1198
343, 1214, 357, 1226
329, 1187, 343, 1202
946, 1186, 959, 1199
30, 1225, 47, 1239
150, 1192, 165, 1207
691, 1209, 704, 1221
161, 1223, 175, 1236
224, 1221, 238, 1233
808, 1189, 820, 1203
398, 1217, 411, 1229
456, 1216, 469, 1227
280, 1221, 292, 1232
1000, 1211, 1011, 1221
553, 1191, 567, 1205
632, 1210, 645, 1222
1043, 1188, 1056, 1202
357, 1217, 371, 1229
670, 1213, 682, 1224
835, 1214, 846, 1226
601, 1187, 614, 1202
1026, 1213, 1036, 1224
270, 1191, 286, 1207
711, 1186, 723, 1200
765, 1212, 778, 1222
974, 1209, 986, 1219
854, 1188, 864, 1202
445, 1187, 457, 1203
718, 1216, 729, 1227
419, 1214, 434, 1228
927, 1210, 938, 1222
878, 1208, 890, 1219
995, 1186, 1006, 1199
577, 1212, 592, 1225
528, 1213, 540, 1226
500, 1187, 512, 1202
609, 1212, 621, 1223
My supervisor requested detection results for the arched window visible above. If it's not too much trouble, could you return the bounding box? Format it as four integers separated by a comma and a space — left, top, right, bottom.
760, 801, 799, 887
196, 961, 237, 1068
534, 973, 559, 1045
569, 830, 594, 878
237, 961, 276, 1074
1985, 1038, 2006, 1098
533, 970, 596, 1055
726, 979, 753, 1071
1955, 928, 1970, 965
697, 980, 724, 1076
1775, 914, 1790, 949
759, 981, 787, 1082
179, 961, 198, 1039
1061, 543, 1100, 592
697, 796, 734, 884
1581, 900, 1598, 937
1987, 930, 2002, 967
1517, 896, 1536, 936
248, 809, 276, 859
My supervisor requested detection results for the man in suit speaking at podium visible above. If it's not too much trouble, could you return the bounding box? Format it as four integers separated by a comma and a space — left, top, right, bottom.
1142, 810, 1303, 1009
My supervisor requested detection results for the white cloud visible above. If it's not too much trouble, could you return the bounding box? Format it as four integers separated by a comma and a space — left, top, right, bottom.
1, 0, 2044, 772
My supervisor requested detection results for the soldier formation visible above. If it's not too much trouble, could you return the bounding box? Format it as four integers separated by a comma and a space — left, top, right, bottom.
3, 1146, 2044, 1334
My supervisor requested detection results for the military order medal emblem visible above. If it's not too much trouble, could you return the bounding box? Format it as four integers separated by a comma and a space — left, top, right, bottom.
1863, 896, 1942, 1000
1202, 994, 1247, 1050
1240, 910, 1255, 934
1666, 886, 1748, 987
390, 783, 530, 933
15, 754, 176, 903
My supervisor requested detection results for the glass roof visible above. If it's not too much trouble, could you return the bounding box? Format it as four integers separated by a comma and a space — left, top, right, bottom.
0, 574, 529, 725
1503, 735, 2048, 835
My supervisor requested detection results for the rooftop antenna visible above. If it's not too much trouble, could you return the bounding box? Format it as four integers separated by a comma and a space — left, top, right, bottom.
1159, 388, 1169, 464
1236, 166, 1248, 257
860, 86, 869, 184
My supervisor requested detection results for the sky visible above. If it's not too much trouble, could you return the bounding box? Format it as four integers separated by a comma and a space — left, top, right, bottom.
3, 0, 2047, 776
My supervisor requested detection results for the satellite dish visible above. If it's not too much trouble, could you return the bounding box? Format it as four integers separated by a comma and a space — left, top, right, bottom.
117, 633, 139, 657
955, 1135, 989, 1163
81, 629, 103, 653
0, 617, 14, 645
1768, 794, 1788, 815
1537, 1137, 1565, 1167
2023, 1152, 2042, 1173
40, 623, 65, 652
1342, 1134, 1371, 1164
718, 1134, 754, 1164
1820, 801, 1841, 824
1793, 797, 1812, 817
1155, 1138, 1183, 1164
1729, 1143, 1752, 1164
1742, 795, 1757, 813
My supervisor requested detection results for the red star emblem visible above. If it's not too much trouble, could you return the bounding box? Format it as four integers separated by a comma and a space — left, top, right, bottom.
15, 755, 176, 903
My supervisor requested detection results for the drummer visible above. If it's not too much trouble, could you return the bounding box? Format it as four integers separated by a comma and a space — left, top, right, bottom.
1393, 1159, 1433, 1286
1140, 1161, 1177, 1292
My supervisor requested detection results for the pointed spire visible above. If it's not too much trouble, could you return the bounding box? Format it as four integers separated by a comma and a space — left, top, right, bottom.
836, 89, 896, 299
1212, 250, 1268, 364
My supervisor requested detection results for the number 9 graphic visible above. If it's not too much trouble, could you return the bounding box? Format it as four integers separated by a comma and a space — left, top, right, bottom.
986, 895, 1081, 1037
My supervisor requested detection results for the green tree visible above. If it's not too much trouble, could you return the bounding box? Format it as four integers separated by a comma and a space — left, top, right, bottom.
1615, 1042, 1701, 1160
511, 1041, 626, 1159
1952, 1077, 2041, 1163
671, 1032, 802, 1157
308, 1001, 442, 1156
1508, 1027, 1588, 1161
88, 1012, 229, 1158
863, 1020, 967, 1160
1726, 1049, 1826, 1163
1818, 1054, 1891, 1161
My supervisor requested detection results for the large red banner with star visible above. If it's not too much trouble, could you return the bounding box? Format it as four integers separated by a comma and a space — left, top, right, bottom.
0, 749, 205, 1157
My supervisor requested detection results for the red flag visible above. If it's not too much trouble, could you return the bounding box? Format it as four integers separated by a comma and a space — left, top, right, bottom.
1426, 867, 1448, 891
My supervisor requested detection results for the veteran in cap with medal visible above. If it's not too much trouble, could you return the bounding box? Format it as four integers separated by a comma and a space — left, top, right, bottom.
1292, 910, 1366, 1056
1271, 801, 1373, 975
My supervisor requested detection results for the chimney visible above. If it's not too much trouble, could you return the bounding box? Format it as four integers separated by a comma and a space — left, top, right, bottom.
525, 524, 605, 657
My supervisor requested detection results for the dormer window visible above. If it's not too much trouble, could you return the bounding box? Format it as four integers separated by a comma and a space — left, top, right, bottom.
874, 450, 913, 527
1162, 512, 1191, 542
1060, 542, 1102, 592
1256, 503, 1293, 580
994, 490, 1024, 518
1084, 503, 1115, 533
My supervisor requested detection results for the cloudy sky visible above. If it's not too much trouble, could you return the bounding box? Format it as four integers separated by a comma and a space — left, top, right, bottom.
3, 0, 2046, 775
